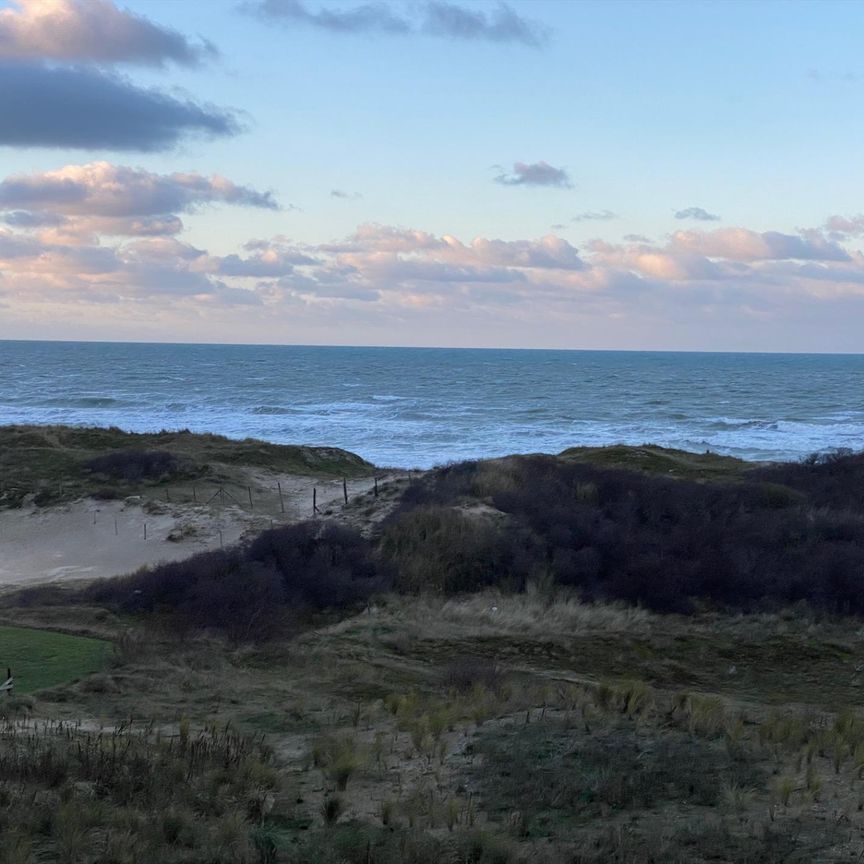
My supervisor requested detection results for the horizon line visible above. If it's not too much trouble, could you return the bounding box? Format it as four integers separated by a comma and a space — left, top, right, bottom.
1, 337, 864, 357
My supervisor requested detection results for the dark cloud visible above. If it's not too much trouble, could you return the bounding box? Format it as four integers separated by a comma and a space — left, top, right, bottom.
494, 161, 572, 189
423, 2, 547, 46
245, 0, 548, 46
0, 0, 215, 67
249, 0, 409, 34
674, 206, 721, 222
0, 65, 240, 151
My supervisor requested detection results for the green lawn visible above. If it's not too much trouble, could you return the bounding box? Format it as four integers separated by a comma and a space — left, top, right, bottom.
0, 626, 111, 694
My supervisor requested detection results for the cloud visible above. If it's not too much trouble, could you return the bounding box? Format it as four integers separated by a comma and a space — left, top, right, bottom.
249, 0, 410, 34
0, 162, 277, 238
6, 217, 864, 348
494, 161, 572, 189
0, 64, 240, 151
824, 214, 864, 239
670, 227, 849, 262
0, 0, 214, 67
0, 210, 68, 228
245, 0, 548, 46
423, 1, 547, 46
674, 206, 721, 221
213, 239, 318, 277
330, 188, 363, 200
807, 68, 862, 83
571, 210, 617, 223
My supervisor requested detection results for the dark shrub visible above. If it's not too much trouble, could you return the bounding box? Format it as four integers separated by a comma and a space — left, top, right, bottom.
91, 487, 120, 500
85, 449, 185, 482
443, 657, 506, 697
382, 451, 864, 616
378, 505, 537, 594
247, 521, 384, 609
81, 522, 381, 641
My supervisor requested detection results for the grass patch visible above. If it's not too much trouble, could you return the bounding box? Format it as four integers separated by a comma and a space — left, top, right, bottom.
0, 625, 111, 693
471, 719, 765, 838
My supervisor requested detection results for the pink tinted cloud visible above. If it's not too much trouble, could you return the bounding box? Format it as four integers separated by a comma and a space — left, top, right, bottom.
670, 227, 849, 262
4, 183, 864, 344
0, 0, 213, 66
0, 162, 277, 238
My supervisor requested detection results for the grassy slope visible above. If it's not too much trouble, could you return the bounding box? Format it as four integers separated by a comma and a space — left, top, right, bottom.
0, 624, 110, 693
0, 424, 375, 508
559, 442, 753, 481
6, 597, 864, 862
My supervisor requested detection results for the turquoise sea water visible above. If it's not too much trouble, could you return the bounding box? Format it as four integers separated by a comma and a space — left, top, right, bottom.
1, 341, 863, 467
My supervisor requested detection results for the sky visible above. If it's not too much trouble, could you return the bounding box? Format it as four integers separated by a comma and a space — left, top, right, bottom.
1, 0, 864, 351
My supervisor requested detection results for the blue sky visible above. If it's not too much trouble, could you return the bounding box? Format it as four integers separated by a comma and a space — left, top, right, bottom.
1, 0, 863, 350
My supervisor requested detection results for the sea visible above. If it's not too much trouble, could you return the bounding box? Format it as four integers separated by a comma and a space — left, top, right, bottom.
1, 341, 863, 468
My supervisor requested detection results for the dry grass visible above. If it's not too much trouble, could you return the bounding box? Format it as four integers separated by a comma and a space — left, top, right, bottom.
6, 587, 864, 861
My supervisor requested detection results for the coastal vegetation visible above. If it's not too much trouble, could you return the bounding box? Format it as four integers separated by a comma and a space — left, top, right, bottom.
3, 426, 864, 862
0, 424, 374, 510
381, 449, 864, 613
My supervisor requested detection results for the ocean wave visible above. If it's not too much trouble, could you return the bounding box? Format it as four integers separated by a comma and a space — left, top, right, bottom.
251, 405, 299, 416
5, 342, 864, 468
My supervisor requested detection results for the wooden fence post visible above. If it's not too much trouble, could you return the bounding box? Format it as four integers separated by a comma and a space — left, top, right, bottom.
374, 477, 378, 498
343, 478, 348, 505
248, 486, 254, 510
278, 481, 285, 513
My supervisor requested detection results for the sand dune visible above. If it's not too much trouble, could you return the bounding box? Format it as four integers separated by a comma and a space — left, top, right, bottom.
0, 474, 386, 587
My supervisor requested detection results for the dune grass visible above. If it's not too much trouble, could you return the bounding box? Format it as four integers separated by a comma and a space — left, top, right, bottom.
0, 625, 111, 693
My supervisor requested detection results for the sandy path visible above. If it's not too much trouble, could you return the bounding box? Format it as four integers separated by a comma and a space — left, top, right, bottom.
0, 474, 389, 587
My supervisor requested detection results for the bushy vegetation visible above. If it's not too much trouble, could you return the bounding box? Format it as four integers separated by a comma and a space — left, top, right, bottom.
81, 522, 384, 641
85, 449, 188, 481
381, 451, 864, 614
378, 505, 538, 594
